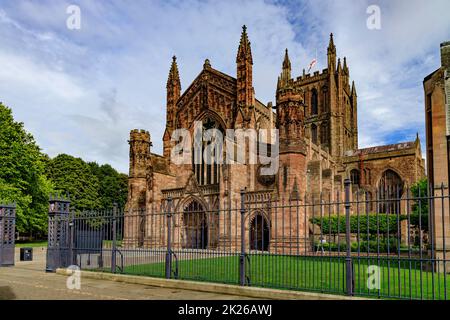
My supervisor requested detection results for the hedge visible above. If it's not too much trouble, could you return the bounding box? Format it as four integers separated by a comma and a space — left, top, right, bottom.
310, 213, 407, 234
314, 238, 400, 253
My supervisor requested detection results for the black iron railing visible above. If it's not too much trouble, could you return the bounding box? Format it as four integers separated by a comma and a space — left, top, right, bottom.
46, 182, 450, 300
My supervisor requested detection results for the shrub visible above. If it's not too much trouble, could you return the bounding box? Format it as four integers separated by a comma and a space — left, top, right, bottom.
310, 213, 407, 235
314, 237, 400, 253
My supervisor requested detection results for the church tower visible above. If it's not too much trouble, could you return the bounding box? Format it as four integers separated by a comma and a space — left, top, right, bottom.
273, 49, 308, 252
128, 129, 152, 211
275, 49, 307, 200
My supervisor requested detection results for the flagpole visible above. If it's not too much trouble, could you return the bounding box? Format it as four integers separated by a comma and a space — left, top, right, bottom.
315, 48, 317, 71
307, 49, 318, 74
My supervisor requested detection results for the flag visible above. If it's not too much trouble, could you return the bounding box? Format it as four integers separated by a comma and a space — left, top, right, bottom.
307, 58, 317, 73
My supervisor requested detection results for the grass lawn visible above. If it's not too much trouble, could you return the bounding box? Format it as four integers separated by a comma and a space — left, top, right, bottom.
102, 240, 123, 247
119, 253, 450, 300
15, 241, 48, 248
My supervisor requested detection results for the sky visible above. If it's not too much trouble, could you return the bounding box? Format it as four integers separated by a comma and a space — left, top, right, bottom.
0, 0, 449, 173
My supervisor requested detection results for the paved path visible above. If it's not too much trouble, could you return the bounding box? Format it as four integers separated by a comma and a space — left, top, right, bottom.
0, 247, 256, 300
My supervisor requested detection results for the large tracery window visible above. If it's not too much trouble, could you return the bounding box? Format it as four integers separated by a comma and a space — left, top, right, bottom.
193, 117, 223, 185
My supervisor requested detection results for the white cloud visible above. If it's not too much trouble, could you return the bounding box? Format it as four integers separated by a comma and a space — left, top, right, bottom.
0, 52, 84, 100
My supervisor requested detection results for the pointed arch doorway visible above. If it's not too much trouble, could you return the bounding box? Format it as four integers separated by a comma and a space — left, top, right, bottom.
250, 214, 270, 251
183, 200, 208, 249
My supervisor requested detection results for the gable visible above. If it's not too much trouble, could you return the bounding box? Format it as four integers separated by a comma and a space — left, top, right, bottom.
174, 67, 237, 130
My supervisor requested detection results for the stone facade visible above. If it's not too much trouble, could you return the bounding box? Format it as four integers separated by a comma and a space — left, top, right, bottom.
124, 27, 425, 251
424, 41, 450, 271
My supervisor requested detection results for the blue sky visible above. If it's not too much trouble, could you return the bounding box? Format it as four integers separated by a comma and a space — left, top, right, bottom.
0, 0, 449, 173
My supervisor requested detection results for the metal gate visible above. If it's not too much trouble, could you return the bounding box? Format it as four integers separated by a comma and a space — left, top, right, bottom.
0, 204, 16, 267
46, 197, 124, 273
46, 196, 71, 272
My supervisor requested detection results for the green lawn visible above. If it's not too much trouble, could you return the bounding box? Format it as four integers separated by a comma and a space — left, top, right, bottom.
119, 253, 450, 300
15, 241, 47, 248
102, 240, 123, 247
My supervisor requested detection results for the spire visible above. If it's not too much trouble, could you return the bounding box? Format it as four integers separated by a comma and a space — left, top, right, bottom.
327, 33, 336, 53
236, 25, 254, 109
283, 48, 291, 70
166, 55, 181, 131
167, 55, 180, 89
343, 56, 349, 73
280, 48, 292, 87
327, 33, 336, 72
351, 81, 357, 96
337, 58, 342, 72
236, 25, 253, 64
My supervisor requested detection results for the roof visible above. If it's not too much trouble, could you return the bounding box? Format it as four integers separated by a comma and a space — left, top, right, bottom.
423, 68, 440, 82
346, 141, 416, 157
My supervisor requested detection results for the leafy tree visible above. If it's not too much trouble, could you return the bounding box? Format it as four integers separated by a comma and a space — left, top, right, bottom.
410, 178, 429, 230
46, 154, 102, 211
0, 102, 53, 237
88, 162, 128, 209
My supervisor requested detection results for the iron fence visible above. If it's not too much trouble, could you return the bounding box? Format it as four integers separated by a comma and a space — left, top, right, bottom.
46, 180, 450, 300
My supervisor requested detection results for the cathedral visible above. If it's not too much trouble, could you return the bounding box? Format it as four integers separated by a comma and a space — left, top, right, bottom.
124, 26, 425, 250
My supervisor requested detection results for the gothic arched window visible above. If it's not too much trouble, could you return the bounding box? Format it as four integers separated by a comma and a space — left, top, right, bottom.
365, 191, 373, 212
378, 169, 403, 214
320, 123, 328, 145
321, 86, 328, 113
311, 124, 318, 145
350, 169, 360, 187
192, 117, 223, 185
311, 89, 318, 115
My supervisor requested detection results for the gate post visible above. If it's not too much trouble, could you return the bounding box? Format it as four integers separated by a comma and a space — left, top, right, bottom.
344, 179, 354, 296
46, 194, 71, 272
165, 197, 173, 279
0, 203, 16, 267
68, 210, 74, 266
239, 189, 246, 286
111, 203, 118, 273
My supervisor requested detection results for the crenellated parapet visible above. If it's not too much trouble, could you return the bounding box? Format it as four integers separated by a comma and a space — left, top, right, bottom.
129, 129, 151, 179
294, 69, 328, 85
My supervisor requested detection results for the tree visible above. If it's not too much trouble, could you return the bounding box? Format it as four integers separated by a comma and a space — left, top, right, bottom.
410, 178, 429, 230
0, 102, 53, 237
88, 162, 128, 209
46, 154, 101, 211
